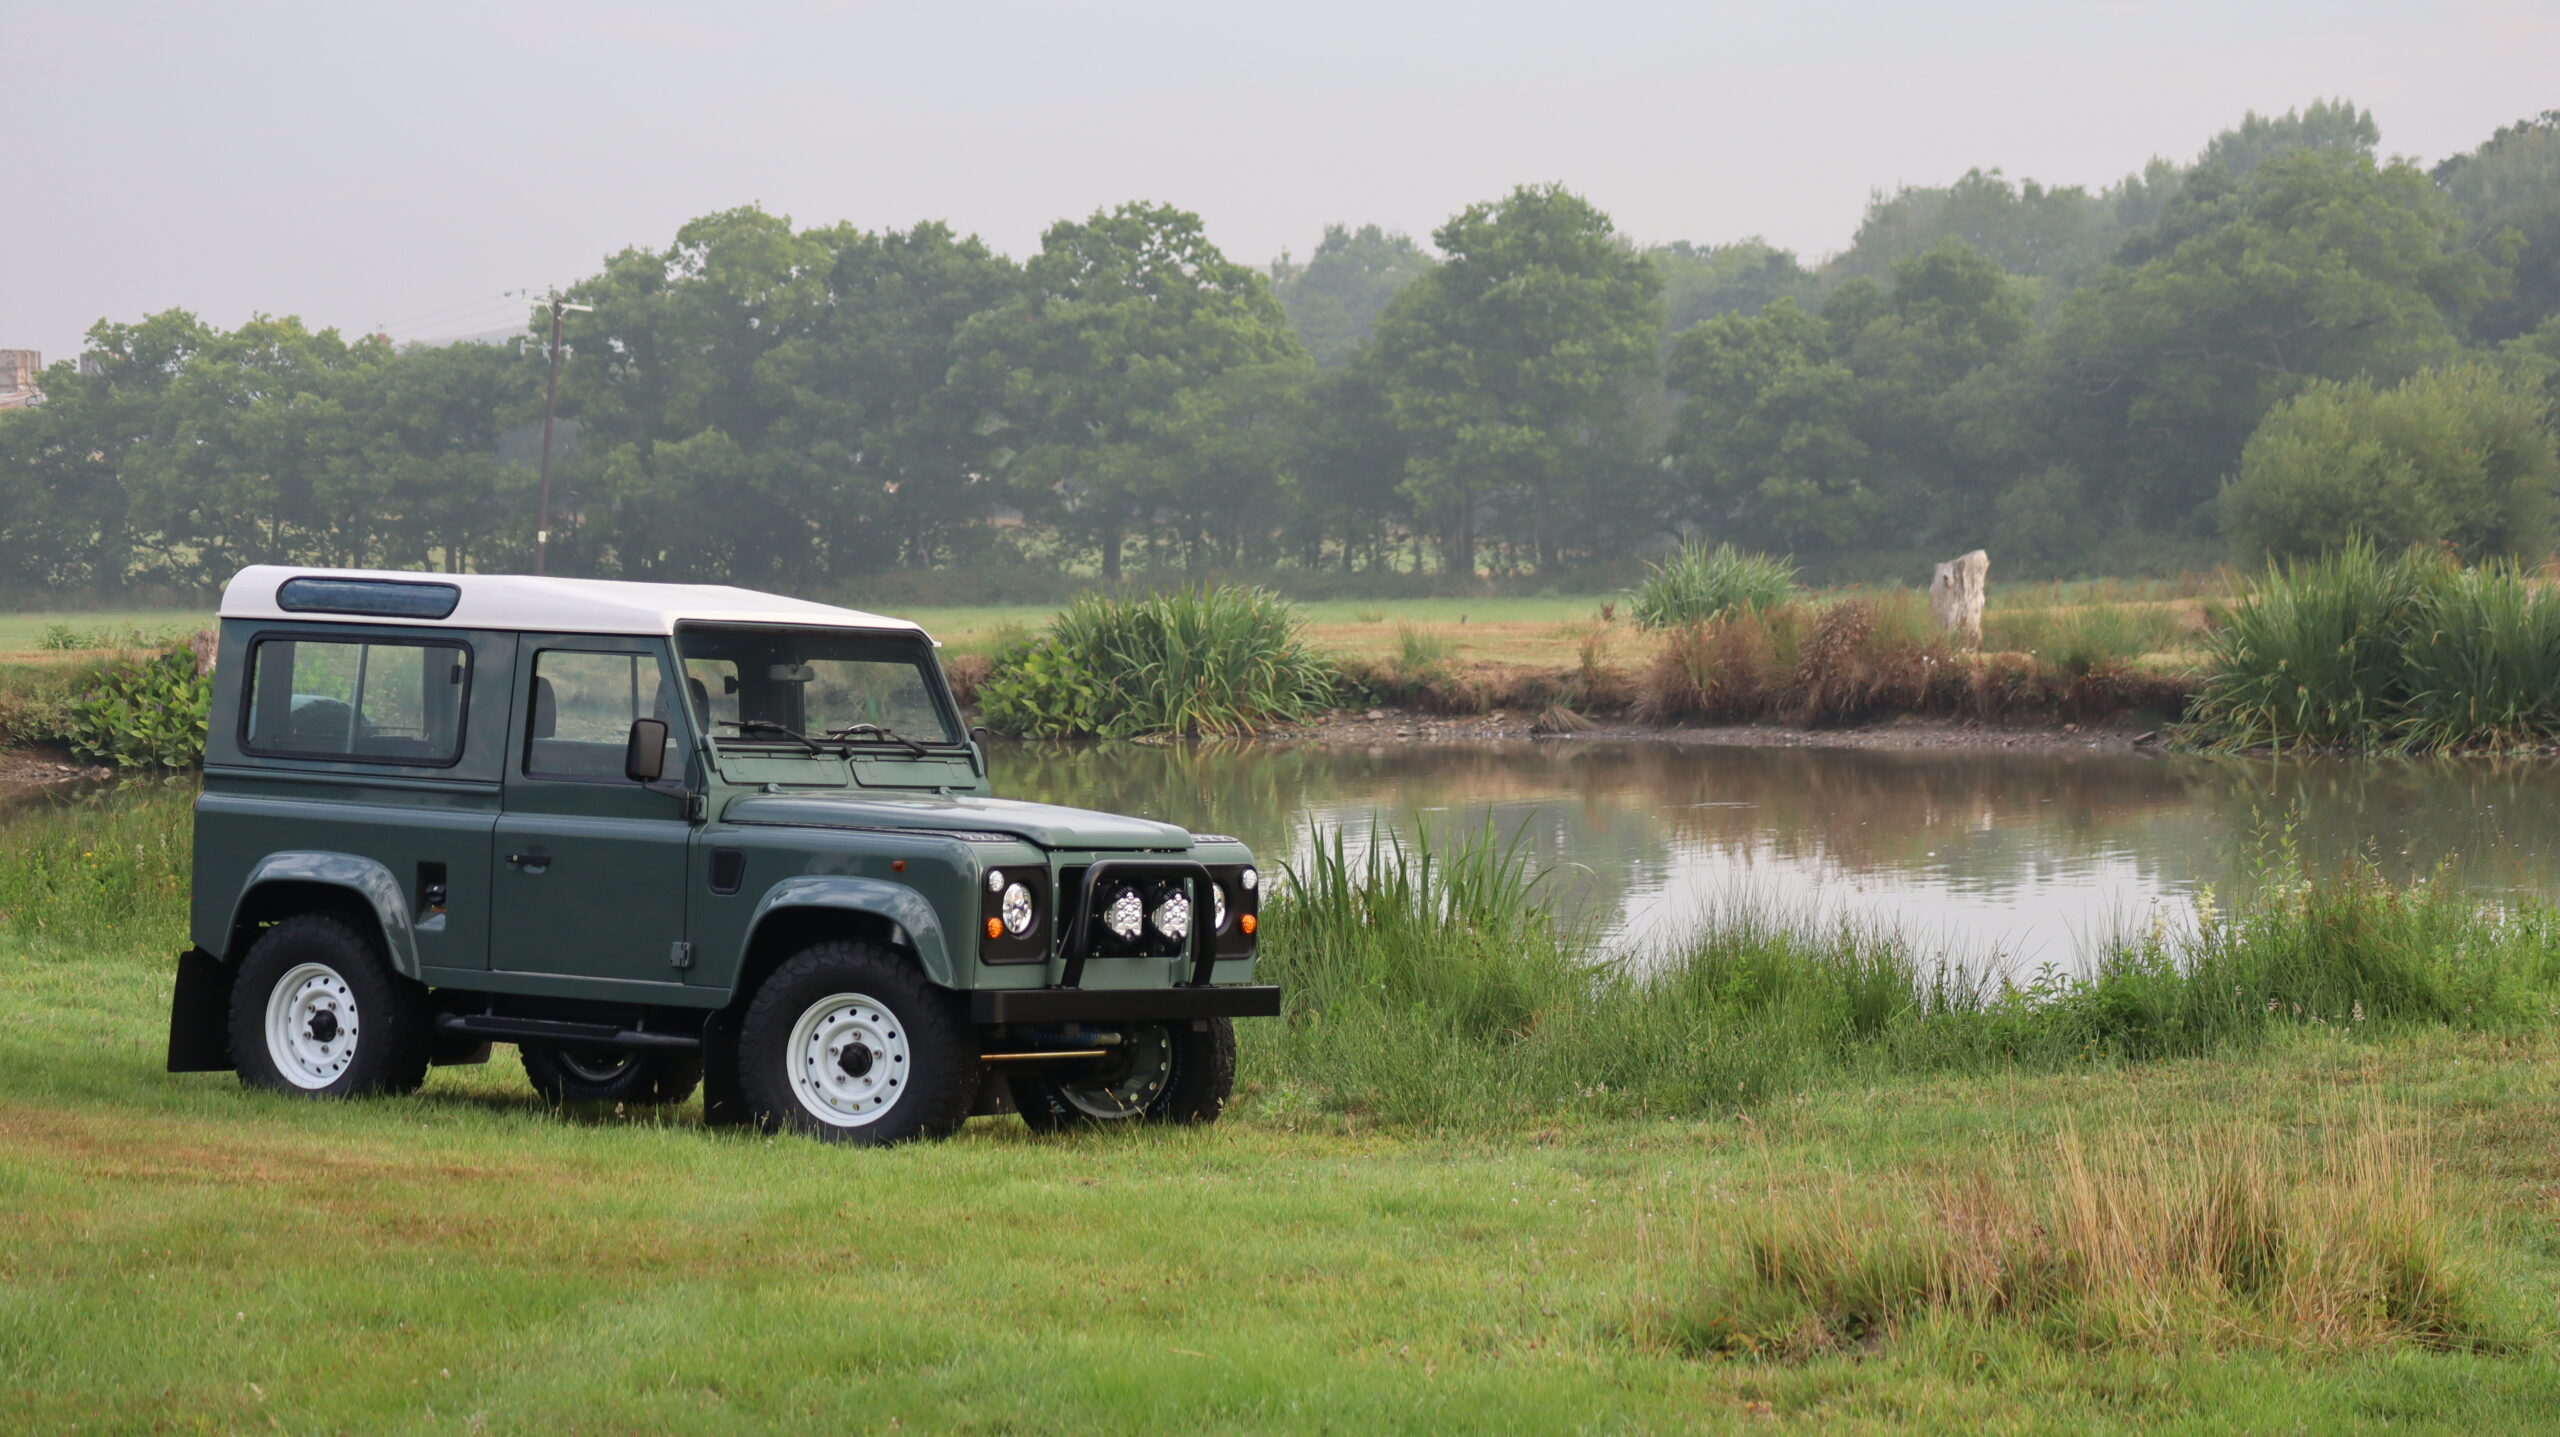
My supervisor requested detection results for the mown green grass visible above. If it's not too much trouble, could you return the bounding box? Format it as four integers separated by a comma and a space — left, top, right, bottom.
7, 789, 2560, 1430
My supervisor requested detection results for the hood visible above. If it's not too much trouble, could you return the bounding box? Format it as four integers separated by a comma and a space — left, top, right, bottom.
722, 790, 1194, 851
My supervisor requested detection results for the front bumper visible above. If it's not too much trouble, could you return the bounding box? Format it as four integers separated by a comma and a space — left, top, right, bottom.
969, 984, 1283, 1025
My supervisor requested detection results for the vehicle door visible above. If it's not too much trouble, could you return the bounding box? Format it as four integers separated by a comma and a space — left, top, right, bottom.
490, 636, 695, 983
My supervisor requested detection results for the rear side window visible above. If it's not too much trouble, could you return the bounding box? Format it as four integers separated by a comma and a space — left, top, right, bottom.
526, 649, 683, 781
243, 636, 473, 765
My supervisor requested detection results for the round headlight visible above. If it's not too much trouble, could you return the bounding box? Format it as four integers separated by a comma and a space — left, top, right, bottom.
1212, 883, 1229, 934
1001, 881, 1036, 936
1151, 889, 1191, 941
986, 869, 1005, 893
1240, 867, 1258, 892
1103, 886, 1145, 941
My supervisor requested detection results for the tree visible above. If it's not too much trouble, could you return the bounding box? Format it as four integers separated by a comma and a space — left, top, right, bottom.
1369, 184, 1663, 575
1665, 299, 1871, 553
2221, 364, 2558, 562
2030, 150, 2497, 530
2435, 110, 2560, 344
1268, 225, 1433, 368
1651, 239, 1822, 331
962, 202, 1304, 581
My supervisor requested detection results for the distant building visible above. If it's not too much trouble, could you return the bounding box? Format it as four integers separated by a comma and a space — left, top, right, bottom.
0, 350, 43, 411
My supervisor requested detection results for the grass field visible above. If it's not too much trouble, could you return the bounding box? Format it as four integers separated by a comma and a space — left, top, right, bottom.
5, 787, 2560, 1431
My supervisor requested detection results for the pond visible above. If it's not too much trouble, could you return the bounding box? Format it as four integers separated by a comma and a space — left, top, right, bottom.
992, 739, 2560, 973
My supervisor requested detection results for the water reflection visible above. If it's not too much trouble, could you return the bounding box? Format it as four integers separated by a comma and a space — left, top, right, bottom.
992, 740, 2560, 973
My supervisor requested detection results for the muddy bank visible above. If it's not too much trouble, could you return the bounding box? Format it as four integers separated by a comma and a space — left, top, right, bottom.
1275, 707, 2167, 753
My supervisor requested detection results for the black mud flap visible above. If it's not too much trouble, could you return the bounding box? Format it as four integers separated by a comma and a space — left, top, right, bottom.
166, 947, 234, 1073
699, 1006, 748, 1129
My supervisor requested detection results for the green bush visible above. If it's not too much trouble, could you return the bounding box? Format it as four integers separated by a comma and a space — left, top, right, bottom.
2222, 364, 2559, 564
2188, 543, 2560, 751
67, 649, 212, 768
975, 585, 1336, 739
1630, 542, 1799, 630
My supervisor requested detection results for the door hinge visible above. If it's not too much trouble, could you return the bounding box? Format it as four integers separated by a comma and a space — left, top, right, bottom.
668, 941, 695, 972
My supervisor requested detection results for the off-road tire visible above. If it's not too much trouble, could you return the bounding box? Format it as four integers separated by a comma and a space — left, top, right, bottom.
736, 941, 976, 1145
228, 913, 432, 1099
1012, 1017, 1236, 1133
520, 1045, 704, 1107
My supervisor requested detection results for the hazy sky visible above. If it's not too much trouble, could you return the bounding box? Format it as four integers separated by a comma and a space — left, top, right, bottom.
7, 0, 2556, 359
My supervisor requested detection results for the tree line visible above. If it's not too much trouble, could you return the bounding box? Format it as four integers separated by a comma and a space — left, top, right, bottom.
5, 98, 2557, 594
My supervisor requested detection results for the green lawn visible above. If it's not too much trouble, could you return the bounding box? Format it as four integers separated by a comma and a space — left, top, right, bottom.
4, 792, 2558, 1431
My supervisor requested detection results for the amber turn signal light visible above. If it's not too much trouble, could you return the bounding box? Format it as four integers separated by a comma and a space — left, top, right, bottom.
1239, 914, 1257, 936
985, 917, 1004, 940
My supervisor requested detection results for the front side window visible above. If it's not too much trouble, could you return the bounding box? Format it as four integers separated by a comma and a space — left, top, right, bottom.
243, 636, 472, 765
678, 626, 958, 750
526, 649, 683, 780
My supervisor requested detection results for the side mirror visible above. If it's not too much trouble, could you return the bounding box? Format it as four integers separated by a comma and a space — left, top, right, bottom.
624, 718, 669, 783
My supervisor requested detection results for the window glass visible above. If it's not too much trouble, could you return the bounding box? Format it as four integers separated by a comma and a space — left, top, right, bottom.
244, 637, 472, 765
527, 649, 684, 780
676, 627, 957, 747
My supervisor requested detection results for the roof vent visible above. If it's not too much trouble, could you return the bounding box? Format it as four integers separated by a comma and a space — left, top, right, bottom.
276, 576, 461, 620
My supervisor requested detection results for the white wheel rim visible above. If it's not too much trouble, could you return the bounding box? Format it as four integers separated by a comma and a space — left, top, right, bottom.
265, 961, 358, 1090
786, 993, 909, 1128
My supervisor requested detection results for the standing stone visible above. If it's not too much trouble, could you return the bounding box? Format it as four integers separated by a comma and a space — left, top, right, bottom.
1930, 551, 1988, 649
187, 628, 219, 674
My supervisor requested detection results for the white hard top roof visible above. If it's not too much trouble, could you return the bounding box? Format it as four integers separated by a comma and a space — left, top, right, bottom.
219, 566, 926, 638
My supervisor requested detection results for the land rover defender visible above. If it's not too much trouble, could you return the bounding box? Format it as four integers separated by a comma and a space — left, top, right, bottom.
167, 567, 1278, 1144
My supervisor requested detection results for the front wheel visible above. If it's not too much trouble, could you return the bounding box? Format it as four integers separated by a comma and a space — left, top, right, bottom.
1011, 1018, 1236, 1133
736, 941, 977, 1145
521, 1045, 703, 1108
228, 913, 432, 1099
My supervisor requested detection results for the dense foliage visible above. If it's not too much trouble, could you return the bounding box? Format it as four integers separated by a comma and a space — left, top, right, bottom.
973, 586, 1336, 738
68, 649, 211, 768
4, 101, 2557, 591
1629, 542, 1799, 629
2188, 544, 2560, 752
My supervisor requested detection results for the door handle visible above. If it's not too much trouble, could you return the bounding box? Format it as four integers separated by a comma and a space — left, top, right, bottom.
504, 852, 551, 870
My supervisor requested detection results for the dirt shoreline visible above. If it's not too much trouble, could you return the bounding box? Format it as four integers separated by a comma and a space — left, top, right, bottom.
1273, 708, 2167, 753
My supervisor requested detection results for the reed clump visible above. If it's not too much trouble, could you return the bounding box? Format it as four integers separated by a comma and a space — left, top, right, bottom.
1639, 1104, 2516, 1359
1631, 543, 1802, 630
1246, 825, 2560, 1129
975, 585, 1336, 738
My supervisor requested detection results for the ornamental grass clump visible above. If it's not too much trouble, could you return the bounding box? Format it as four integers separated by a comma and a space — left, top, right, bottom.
2188, 542, 2560, 752
975, 585, 1336, 739
1639, 1104, 2517, 1359
1631, 543, 1800, 630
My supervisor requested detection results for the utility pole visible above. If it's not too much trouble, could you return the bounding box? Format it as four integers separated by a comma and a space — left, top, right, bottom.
533, 295, 593, 576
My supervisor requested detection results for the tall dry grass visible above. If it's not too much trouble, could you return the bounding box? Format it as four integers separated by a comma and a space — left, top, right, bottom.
1637, 1101, 2515, 1358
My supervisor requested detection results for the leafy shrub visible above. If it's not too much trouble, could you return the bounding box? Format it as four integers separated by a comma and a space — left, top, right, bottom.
2188, 542, 2560, 751
2222, 364, 2559, 564
67, 648, 212, 768
974, 585, 1336, 738
1630, 543, 1799, 629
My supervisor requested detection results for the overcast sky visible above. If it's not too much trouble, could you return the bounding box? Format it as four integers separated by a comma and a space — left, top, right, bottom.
6, 0, 2556, 360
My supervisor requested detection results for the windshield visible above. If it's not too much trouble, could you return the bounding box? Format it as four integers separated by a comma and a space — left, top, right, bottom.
676, 625, 960, 749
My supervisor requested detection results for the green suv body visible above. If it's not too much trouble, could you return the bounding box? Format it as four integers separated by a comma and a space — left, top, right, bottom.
170, 566, 1277, 1143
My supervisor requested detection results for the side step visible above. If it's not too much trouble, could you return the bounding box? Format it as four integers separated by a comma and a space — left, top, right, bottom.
434, 1013, 701, 1053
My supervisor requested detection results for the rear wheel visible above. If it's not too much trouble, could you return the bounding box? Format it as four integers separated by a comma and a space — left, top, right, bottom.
521, 1045, 703, 1107
736, 941, 976, 1145
228, 913, 431, 1099
1011, 1018, 1235, 1133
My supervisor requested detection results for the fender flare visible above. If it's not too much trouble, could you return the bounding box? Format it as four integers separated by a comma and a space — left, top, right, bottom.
227, 851, 421, 979
741, 875, 957, 988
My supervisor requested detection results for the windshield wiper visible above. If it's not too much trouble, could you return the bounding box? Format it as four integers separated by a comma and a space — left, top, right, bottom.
717, 718, 828, 754
827, 723, 931, 757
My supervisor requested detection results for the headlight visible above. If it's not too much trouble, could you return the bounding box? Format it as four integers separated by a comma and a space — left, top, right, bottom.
1103, 886, 1145, 941
1213, 883, 1229, 933
1002, 881, 1036, 935
1151, 889, 1191, 941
